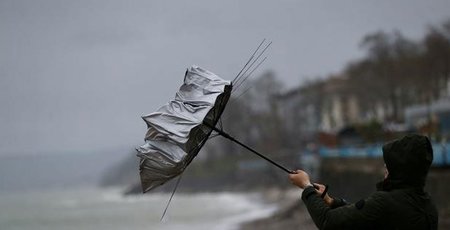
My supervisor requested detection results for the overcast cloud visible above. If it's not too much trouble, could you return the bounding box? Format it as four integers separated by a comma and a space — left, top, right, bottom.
1, 0, 449, 156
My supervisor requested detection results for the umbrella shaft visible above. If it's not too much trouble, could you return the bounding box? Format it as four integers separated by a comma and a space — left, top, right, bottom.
206, 124, 294, 174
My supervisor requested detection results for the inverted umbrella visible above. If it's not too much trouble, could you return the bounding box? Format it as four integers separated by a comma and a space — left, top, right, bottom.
137, 66, 297, 193
136, 40, 296, 194
136, 65, 232, 193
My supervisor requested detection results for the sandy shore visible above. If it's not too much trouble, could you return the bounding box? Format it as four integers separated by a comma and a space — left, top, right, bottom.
239, 188, 317, 230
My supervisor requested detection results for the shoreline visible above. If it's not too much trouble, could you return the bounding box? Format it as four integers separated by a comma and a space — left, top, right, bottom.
121, 184, 318, 229
239, 188, 317, 230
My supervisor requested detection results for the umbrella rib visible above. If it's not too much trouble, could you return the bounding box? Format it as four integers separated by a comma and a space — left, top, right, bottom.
233, 42, 271, 92
211, 102, 221, 132
160, 173, 183, 221
232, 39, 266, 83
233, 56, 268, 91
223, 56, 268, 121
218, 118, 223, 131
233, 41, 271, 89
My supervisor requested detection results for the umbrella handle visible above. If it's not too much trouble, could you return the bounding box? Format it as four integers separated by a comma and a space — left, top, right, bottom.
204, 123, 295, 174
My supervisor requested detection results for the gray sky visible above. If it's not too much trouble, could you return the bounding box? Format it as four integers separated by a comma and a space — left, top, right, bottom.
1, 0, 449, 156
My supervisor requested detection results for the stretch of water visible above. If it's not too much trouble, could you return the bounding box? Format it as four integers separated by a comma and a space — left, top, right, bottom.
0, 187, 277, 230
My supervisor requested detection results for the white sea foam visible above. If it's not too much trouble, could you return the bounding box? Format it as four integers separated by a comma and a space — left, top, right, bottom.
0, 187, 279, 230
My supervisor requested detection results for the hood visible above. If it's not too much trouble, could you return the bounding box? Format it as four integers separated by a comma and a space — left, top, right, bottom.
382, 134, 433, 188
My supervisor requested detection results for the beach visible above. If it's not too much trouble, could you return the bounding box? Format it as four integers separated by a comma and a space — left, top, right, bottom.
239, 188, 316, 230
0, 187, 280, 230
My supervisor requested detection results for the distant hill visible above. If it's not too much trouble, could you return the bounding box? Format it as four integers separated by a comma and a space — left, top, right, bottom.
99, 149, 140, 188
104, 146, 294, 195
0, 147, 130, 192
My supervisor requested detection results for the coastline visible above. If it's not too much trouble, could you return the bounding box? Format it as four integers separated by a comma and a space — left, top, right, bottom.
123, 184, 315, 230
239, 188, 316, 230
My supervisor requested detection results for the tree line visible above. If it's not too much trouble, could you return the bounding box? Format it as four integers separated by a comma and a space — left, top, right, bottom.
346, 20, 450, 122
211, 19, 450, 156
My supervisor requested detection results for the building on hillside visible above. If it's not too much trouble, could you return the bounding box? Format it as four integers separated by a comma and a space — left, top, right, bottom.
319, 76, 361, 132
276, 74, 419, 147
275, 84, 322, 146
275, 75, 362, 145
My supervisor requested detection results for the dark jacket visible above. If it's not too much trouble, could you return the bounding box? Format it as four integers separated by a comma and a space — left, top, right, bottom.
302, 134, 438, 229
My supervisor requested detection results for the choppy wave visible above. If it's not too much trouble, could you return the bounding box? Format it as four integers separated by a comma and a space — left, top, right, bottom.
0, 187, 278, 230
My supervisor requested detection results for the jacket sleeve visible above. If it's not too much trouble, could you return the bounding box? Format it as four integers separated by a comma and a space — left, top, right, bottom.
330, 197, 348, 209
301, 186, 387, 230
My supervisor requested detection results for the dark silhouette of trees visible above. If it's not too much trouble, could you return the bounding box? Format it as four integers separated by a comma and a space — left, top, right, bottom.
343, 19, 450, 123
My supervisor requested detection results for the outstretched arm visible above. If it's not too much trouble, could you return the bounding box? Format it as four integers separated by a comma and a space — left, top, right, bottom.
289, 170, 387, 229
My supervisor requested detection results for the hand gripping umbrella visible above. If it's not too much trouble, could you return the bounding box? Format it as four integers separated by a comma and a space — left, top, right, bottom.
136, 65, 294, 193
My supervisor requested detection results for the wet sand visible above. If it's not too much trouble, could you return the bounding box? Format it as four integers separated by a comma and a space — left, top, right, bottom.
240, 188, 317, 230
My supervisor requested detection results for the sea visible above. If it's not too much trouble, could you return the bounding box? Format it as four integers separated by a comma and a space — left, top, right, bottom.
0, 187, 278, 230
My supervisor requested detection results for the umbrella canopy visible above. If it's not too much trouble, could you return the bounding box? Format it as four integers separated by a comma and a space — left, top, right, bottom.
136, 66, 232, 193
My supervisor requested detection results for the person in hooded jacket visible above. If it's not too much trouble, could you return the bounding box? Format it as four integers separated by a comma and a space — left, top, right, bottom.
289, 134, 438, 230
